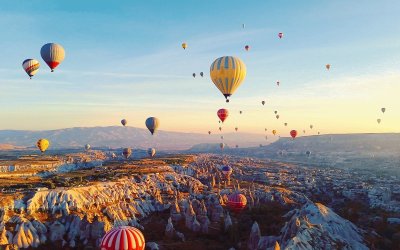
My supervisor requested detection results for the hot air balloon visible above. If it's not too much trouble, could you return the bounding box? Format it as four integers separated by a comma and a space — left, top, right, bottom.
381, 108, 386, 113
265, 128, 267, 132
326, 64, 331, 70
310, 125, 313, 129
276, 81, 280, 86
210, 56, 246, 102
303, 130, 306, 134
239, 111, 243, 114
40, 43, 65, 72
100, 226, 145, 250
306, 151, 311, 157
219, 127, 222, 131
272, 130, 277, 136
182, 43, 187, 50
145, 117, 159, 135
217, 108, 229, 123
262, 101, 265, 105
84, 144, 90, 151
274, 110, 278, 114
192, 73, 196, 78
276, 115, 280, 119
242, 24, 245, 29
278, 32, 283, 39
221, 165, 232, 177
208, 131, 211, 135
37, 139, 49, 153
123, 148, 132, 159
221, 136, 224, 140
235, 127, 238, 132
148, 148, 156, 157
377, 119, 381, 124
235, 145, 239, 148
318, 132, 320, 135
259, 144, 263, 147
290, 130, 297, 139
284, 123, 288, 126
121, 119, 127, 126
220, 143, 225, 150
22, 59, 40, 79
228, 193, 247, 213
245, 45, 250, 51
200, 72, 204, 77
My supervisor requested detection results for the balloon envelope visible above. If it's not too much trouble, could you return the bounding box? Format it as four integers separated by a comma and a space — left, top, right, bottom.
217, 109, 229, 123
272, 130, 277, 135
147, 148, 156, 157
121, 119, 127, 126
40, 43, 65, 72
278, 32, 283, 39
290, 130, 298, 139
37, 139, 50, 153
84, 144, 90, 151
210, 56, 246, 102
381, 108, 386, 113
228, 193, 247, 213
123, 148, 132, 159
100, 226, 145, 250
182, 43, 187, 49
145, 117, 160, 135
22, 59, 40, 78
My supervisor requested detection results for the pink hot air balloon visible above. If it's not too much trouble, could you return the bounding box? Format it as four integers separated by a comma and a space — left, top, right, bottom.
278, 32, 283, 39
217, 108, 229, 123
100, 226, 145, 250
228, 193, 247, 213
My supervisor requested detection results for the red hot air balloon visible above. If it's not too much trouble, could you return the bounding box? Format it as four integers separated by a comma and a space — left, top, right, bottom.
100, 226, 145, 250
217, 109, 229, 123
245, 45, 250, 51
290, 130, 297, 139
278, 32, 283, 39
228, 193, 247, 213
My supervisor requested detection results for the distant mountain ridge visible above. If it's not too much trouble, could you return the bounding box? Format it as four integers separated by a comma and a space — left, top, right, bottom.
0, 126, 267, 150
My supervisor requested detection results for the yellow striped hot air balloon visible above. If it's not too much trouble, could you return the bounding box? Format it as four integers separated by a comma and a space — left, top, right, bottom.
37, 139, 50, 153
210, 56, 246, 102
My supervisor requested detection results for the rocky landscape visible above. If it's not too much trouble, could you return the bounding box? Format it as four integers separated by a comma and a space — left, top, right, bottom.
0, 154, 373, 250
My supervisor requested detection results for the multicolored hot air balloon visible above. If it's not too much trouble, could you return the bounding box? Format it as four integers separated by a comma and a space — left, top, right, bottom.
123, 148, 132, 159
40, 43, 65, 72
381, 108, 386, 113
100, 226, 145, 250
228, 193, 247, 213
37, 139, 49, 153
290, 130, 297, 139
217, 108, 229, 123
278, 32, 283, 39
145, 117, 159, 135
272, 130, 277, 136
262, 101, 265, 106
245, 45, 250, 51
326, 64, 331, 70
121, 119, 127, 126
22, 59, 40, 79
84, 144, 90, 151
182, 43, 187, 50
148, 148, 156, 157
210, 56, 246, 102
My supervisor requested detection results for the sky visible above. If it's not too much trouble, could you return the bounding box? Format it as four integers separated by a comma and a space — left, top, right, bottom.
0, 1, 400, 136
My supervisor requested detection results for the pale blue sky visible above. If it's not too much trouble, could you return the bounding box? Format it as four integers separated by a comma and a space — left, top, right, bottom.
1, 1, 400, 135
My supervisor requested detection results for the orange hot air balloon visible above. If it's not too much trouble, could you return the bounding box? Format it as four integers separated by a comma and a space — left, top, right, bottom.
217, 108, 229, 123
272, 130, 277, 136
290, 130, 297, 139
245, 45, 250, 51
